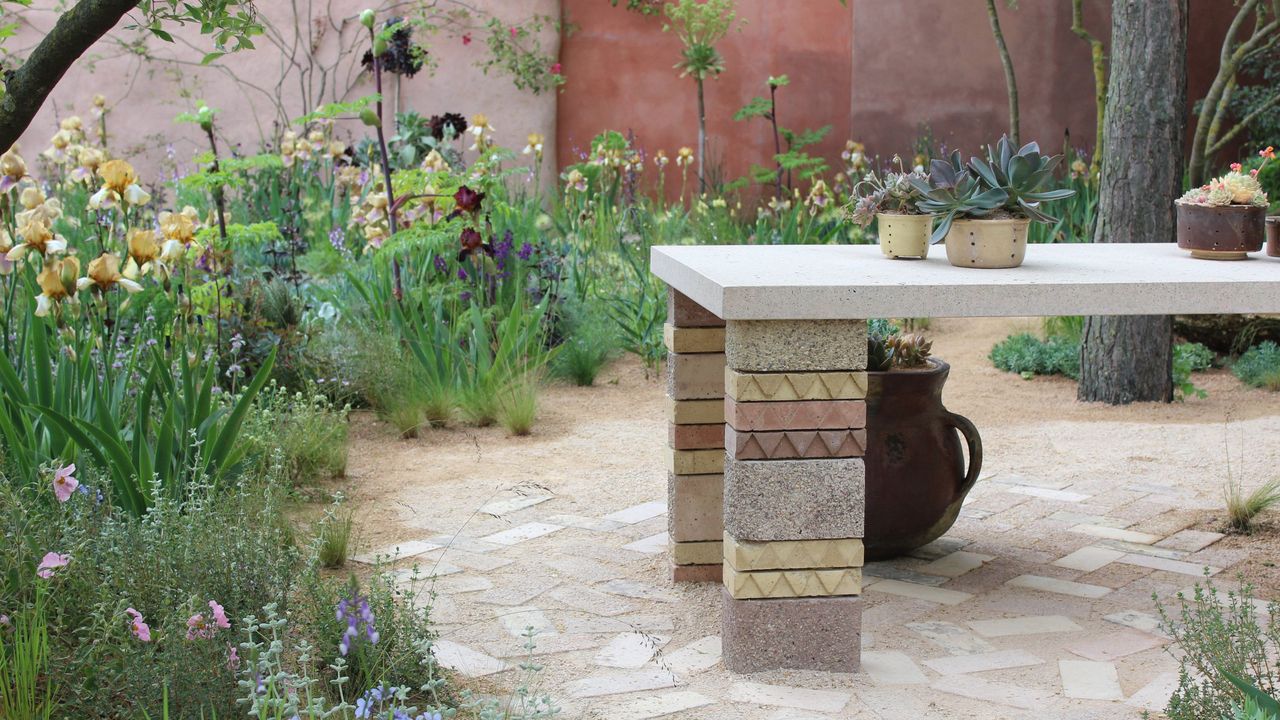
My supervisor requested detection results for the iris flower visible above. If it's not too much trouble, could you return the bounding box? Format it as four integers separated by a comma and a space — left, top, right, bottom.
90, 159, 150, 208
0, 148, 27, 193
6, 220, 67, 261
78, 252, 143, 294
35, 256, 80, 317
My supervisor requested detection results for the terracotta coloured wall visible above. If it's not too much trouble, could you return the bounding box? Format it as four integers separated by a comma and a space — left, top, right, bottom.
558, 0, 1234, 199
557, 0, 853, 200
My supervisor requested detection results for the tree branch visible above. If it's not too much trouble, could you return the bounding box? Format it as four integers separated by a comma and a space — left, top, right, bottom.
0, 0, 142, 151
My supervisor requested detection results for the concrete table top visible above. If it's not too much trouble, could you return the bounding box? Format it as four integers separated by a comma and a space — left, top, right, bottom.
650, 243, 1280, 320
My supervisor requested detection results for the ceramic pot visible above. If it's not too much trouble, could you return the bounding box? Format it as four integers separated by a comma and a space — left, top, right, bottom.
877, 213, 932, 259
863, 359, 982, 560
1267, 216, 1280, 258
943, 218, 1030, 268
1175, 202, 1265, 260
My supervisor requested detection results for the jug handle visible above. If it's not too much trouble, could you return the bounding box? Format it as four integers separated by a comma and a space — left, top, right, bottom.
943, 410, 983, 497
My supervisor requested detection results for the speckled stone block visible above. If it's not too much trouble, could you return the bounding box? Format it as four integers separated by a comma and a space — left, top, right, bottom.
725, 320, 867, 372
666, 353, 726, 400
725, 369, 868, 402
668, 289, 724, 328
673, 540, 723, 565
669, 423, 725, 450
673, 563, 722, 583
726, 427, 867, 460
725, 398, 866, 431
724, 534, 865, 571
668, 472, 723, 542
667, 449, 725, 476
666, 398, 725, 425
724, 566, 863, 599
724, 456, 864, 541
664, 324, 726, 354
721, 588, 862, 673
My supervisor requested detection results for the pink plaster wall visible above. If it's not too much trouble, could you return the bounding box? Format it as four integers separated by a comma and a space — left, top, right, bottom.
10, 1, 560, 188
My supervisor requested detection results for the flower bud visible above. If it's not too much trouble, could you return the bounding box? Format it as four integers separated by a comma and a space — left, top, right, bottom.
372, 36, 387, 56
360, 108, 380, 127
197, 105, 213, 131
359, 9, 375, 29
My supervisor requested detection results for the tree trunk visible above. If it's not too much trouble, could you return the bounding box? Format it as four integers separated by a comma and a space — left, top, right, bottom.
0, 0, 141, 151
696, 76, 707, 193
985, 0, 1020, 146
1079, 0, 1187, 405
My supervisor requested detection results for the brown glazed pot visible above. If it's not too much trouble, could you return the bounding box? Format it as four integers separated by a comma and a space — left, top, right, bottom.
1176, 202, 1265, 260
864, 359, 982, 560
1267, 216, 1280, 258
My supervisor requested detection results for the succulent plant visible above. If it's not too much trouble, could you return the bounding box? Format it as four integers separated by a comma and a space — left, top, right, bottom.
908, 152, 1006, 243
1179, 150, 1272, 207
968, 136, 1076, 222
886, 332, 933, 369
867, 328, 932, 371
848, 158, 929, 227
909, 137, 1076, 244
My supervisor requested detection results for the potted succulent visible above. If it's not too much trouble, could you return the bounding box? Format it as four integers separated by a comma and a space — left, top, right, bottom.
909, 136, 1075, 269
1176, 147, 1272, 260
861, 324, 982, 559
850, 160, 933, 259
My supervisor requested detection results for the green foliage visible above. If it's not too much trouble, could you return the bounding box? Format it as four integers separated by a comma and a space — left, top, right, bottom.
1174, 342, 1214, 400
314, 503, 353, 570
663, 0, 741, 80
1157, 578, 1280, 720
477, 15, 567, 94
292, 94, 380, 126
551, 307, 618, 387
1222, 666, 1280, 720
245, 384, 348, 486
497, 375, 540, 436
1234, 341, 1280, 391
132, 0, 263, 60
0, 585, 54, 720
989, 332, 1081, 379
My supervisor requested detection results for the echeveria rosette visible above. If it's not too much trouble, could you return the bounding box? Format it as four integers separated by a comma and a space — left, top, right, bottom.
1179, 149, 1273, 208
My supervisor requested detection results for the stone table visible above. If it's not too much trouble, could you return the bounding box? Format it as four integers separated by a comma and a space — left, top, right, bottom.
650, 242, 1280, 673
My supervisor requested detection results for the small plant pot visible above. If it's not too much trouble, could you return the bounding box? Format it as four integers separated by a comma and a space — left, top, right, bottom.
877, 212, 932, 259
943, 218, 1029, 269
1175, 202, 1265, 260
1267, 216, 1280, 258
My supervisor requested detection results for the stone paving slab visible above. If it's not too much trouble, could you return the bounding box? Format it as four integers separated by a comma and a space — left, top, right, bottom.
922, 648, 1045, 675
1059, 659, 1123, 700
725, 682, 851, 713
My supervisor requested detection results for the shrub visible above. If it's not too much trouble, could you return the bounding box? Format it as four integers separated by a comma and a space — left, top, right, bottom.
498, 376, 540, 436
1225, 477, 1280, 533
315, 503, 354, 570
1157, 578, 1280, 720
1234, 341, 1280, 390
989, 332, 1081, 379
1174, 342, 1215, 400
551, 311, 617, 387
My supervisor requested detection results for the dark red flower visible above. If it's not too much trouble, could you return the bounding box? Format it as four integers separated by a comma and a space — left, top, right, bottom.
453, 186, 485, 214
462, 33, 472, 45
550, 62, 562, 75
457, 227, 487, 261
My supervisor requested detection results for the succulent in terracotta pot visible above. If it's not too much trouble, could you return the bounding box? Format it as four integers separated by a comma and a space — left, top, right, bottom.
849, 159, 933, 260
909, 136, 1075, 268
863, 327, 981, 559
1176, 148, 1272, 260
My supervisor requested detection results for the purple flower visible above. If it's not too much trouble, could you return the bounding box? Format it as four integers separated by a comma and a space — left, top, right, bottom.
433, 256, 447, 273
336, 591, 378, 656
517, 241, 534, 261
456, 268, 468, 281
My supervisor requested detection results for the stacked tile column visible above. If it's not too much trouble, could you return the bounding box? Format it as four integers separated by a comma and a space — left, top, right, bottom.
721, 319, 868, 673
665, 290, 726, 583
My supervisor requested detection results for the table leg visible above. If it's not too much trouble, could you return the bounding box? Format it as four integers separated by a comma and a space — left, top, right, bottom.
665, 289, 726, 583
720, 319, 868, 673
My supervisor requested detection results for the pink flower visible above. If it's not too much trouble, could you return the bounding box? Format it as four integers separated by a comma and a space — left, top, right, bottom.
0, 614, 10, 627
126, 607, 151, 642
550, 62, 562, 75
508, 26, 518, 39
1232, 162, 1243, 172
209, 600, 230, 630
52, 463, 78, 503
185, 613, 207, 640
36, 552, 69, 579
461, 33, 472, 45
226, 644, 240, 672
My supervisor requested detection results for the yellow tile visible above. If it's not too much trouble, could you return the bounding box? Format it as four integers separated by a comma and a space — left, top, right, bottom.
724, 534, 865, 571
666, 398, 726, 425
724, 566, 863, 599
726, 369, 868, 401
667, 448, 725, 475
664, 324, 727, 354
673, 540, 723, 565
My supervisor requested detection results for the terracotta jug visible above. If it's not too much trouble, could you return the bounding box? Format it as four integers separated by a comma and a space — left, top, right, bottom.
863, 359, 982, 560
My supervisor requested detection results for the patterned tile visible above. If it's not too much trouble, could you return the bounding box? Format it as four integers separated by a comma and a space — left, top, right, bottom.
725, 398, 866, 431
727, 427, 867, 459
724, 566, 863, 599
725, 369, 868, 401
